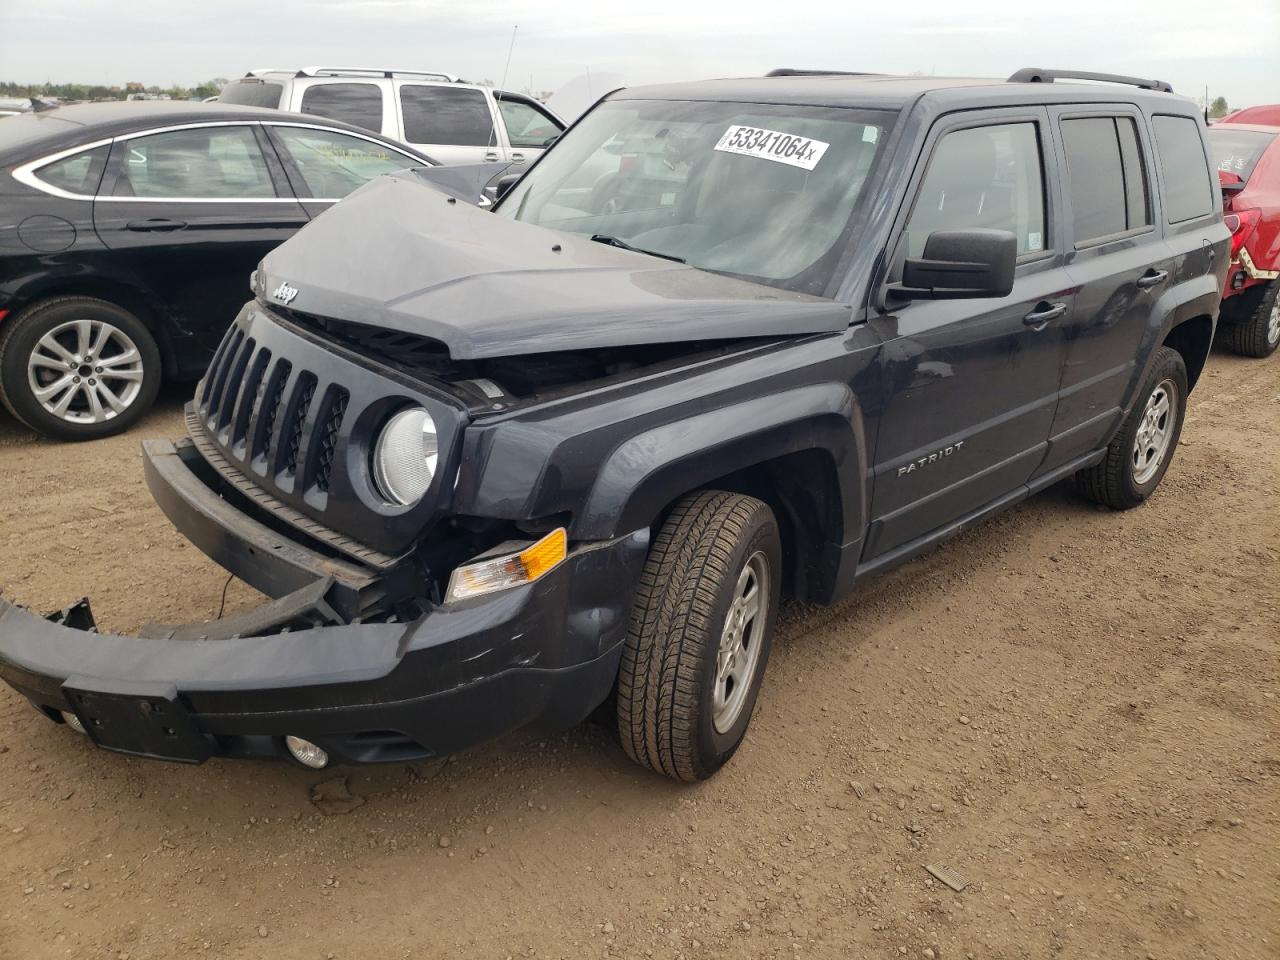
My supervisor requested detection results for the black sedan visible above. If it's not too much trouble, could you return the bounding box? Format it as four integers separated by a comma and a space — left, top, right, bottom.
0, 102, 444, 440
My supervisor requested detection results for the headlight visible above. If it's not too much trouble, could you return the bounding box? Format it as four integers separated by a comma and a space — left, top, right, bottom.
372, 406, 438, 505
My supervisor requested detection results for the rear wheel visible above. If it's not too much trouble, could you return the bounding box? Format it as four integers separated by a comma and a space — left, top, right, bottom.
1075, 346, 1188, 509
0, 297, 161, 441
616, 491, 781, 782
1221, 281, 1279, 358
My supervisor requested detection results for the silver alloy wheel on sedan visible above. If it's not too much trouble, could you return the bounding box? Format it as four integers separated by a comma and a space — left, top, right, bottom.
1132, 377, 1178, 485
26, 318, 145, 425
712, 550, 770, 734
1268, 297, 1280, 347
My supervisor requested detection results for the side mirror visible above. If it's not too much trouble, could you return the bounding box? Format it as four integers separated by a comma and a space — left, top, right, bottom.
494, 172, 522, 200
895, 229, 1017, 300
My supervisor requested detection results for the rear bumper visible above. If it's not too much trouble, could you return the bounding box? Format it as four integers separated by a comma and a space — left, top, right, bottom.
0, 442, 649, 765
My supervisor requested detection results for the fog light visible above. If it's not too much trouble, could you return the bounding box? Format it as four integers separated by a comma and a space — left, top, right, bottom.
61, 711, 86, 735
285, 736, 329, 769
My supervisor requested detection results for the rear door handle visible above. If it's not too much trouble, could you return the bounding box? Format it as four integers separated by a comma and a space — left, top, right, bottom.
126, 218, 187, 232
1023, 301, 1067, 328
510, 152, 527, 163
1136, 269, 1169, 289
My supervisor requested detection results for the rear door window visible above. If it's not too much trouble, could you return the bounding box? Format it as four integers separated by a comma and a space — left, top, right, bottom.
400, 85, 494, 145
272, 126, 425, 198
111, 126, 276, 199
1152, 115, 1216, 223
1061, 116, 1151, 244
299, 83, 383, 133
906, 121, 1047, 258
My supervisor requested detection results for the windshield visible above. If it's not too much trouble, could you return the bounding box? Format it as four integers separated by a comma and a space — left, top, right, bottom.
1208, 128, 1276, 183
496, 99, 894, 294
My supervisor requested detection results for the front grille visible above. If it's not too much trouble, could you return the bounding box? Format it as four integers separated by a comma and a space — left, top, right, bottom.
197, 327, 341, 502
191, 309, 458, 560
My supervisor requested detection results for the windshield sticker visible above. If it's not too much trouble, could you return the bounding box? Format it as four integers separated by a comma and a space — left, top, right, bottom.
714, 125, 830, 171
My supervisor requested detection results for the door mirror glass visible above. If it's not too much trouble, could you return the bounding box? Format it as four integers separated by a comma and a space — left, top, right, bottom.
897, 228, 1017, 299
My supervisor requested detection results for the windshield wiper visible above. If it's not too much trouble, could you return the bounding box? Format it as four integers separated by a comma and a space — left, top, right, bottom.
590, 234, 685, 264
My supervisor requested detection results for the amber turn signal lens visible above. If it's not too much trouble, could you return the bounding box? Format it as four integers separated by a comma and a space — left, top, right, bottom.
445, 528, 567, 602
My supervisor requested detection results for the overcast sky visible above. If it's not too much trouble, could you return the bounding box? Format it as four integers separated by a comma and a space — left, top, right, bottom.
1, 0, 1276, 108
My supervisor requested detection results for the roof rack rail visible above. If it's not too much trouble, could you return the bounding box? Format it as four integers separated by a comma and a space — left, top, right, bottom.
293, 67, 460, 82
1007, 67, 1173, 94
765, 68, 882, 78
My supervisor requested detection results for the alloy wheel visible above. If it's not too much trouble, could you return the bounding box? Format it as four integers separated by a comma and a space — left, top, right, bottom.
712, 550, 770, 734
1132, 378, 1177, 485
26, 319, 145, 425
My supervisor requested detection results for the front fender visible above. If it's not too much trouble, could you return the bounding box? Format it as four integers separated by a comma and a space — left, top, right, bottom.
580, 382, 866, 541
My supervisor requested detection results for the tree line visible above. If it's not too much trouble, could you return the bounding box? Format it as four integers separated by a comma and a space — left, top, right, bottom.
0, 80, 227, 102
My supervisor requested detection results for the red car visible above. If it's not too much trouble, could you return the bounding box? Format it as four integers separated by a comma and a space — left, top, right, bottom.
1208, 123, 1280, 357
1218, 105, 1280, 127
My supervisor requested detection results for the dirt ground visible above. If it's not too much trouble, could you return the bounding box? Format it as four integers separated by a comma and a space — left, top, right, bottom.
0, 347, 1276, 960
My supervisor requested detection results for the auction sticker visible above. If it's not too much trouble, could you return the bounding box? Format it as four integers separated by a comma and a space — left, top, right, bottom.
714, 125, 830, 171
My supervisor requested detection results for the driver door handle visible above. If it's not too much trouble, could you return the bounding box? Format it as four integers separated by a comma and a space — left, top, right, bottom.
126, 218, 187, 232
1023, 301, 1067, 328
1137, 269, 1169, 289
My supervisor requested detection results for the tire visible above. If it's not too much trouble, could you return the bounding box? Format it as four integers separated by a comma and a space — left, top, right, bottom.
1075, 346, 1188, 510
616, 490, 782, 782
0, 297, 161, 441
1221, 281, 1279, 359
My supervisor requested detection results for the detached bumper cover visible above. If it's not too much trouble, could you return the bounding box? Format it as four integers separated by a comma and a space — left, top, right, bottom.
0, 533, 648, 765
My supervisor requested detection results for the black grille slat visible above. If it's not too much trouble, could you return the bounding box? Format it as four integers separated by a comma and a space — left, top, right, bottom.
231, 347, 271, 450
311, 388, 349, 494
214, 337, 255, 434
282, 375, 317, 477
204, 329, 243, 417
252, 359, 292, 465
200, 327, 237, 409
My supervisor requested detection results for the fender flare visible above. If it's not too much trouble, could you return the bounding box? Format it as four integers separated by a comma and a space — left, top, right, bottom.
577, 382, 868, 543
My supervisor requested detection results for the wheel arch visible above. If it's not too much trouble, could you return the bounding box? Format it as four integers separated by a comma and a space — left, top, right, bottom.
580, 383, 869, 604
1161, 312, 1214, 391
5, 278, 177, 378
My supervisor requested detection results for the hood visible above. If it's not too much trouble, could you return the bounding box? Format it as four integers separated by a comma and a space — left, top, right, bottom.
258, 169, 851, 360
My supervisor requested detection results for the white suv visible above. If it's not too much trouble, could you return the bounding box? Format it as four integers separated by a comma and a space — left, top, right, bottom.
218, 67, 565, 166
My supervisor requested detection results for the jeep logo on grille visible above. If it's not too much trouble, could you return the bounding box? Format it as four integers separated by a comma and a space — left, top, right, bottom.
272, 281, 299, 305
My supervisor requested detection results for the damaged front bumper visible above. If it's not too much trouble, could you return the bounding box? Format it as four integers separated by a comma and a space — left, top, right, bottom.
0, 440, 648, 766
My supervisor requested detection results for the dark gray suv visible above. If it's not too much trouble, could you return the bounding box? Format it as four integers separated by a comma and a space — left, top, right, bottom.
0, 68, 1228, 783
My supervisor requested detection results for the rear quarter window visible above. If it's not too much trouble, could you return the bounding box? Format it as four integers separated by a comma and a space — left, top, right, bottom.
33, 144, 110, 195
1152, 115, 1216, 223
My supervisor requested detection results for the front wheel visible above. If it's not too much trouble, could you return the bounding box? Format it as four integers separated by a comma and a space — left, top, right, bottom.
1075, 345, 1188, 509
616, 491, 782, 782
0, 297, 161, 441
